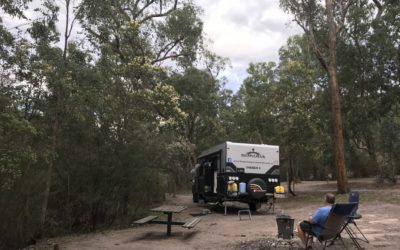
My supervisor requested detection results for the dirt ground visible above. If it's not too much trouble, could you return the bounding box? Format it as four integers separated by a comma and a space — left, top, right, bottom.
30, 178, 400, 250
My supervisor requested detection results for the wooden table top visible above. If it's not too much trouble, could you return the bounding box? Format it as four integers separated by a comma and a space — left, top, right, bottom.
150, 205, 187, 213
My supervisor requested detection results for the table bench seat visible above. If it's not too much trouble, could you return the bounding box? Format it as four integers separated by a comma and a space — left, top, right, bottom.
134, 205, 190, 236
182, 217, 201, 229
134, 215, 158, 224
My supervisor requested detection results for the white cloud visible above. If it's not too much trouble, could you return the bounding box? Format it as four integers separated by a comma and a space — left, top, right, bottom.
195, 0, 303, 92
2, 0, 301, 92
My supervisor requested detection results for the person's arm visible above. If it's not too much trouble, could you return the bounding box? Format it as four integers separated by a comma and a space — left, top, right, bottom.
308, 208, 322, 224
307, 213, 313, 223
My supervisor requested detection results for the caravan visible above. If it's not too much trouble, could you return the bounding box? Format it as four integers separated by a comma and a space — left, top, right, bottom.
191, 142, 281, 211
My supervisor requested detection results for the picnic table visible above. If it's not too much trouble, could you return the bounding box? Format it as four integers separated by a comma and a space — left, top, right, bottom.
134, 205, 201, 236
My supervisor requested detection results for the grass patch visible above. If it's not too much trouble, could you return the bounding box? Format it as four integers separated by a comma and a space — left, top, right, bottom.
280, 191, 337, 205
280, 190, 400, 206
358, 191, 400, 205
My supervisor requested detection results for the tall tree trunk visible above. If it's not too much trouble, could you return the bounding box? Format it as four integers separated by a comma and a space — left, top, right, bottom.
365, 135, 382, 182
40, 108, 59, 234
288, 157, 296, 196
40, 0, 74, 233
186, 113, 196, 144
326, 0, 348, 193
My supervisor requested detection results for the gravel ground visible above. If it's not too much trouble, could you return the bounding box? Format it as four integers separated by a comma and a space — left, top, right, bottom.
29, 178, 400, 250
236, 238, 301, 250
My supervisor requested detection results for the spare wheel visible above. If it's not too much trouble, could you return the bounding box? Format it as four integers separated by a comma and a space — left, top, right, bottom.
247, 178, 267, 199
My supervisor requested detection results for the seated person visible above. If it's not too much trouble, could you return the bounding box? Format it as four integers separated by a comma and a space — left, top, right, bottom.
296, 193, 335, 249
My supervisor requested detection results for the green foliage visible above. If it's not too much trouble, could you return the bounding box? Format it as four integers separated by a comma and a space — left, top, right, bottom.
1, 0, 400, 248
0, 0, 215, 248
0, 112, 37, 190
0, 0, 32, 18
157, 4, 203, 66
230, 62, 279, 144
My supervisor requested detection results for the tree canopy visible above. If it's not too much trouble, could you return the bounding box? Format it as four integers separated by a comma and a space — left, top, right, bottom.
1, 0, 399, 249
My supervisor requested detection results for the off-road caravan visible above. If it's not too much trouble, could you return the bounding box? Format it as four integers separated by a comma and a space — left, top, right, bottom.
191, 142, 280, 211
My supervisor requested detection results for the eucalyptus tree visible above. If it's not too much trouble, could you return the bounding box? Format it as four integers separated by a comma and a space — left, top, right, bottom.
338, 0, 400, 181
77, 0, 203, 69
161, 48, 230, 191
280, 0, 353, 193
172, 67, 230, 145
232, 62, 280, 144
235, 36, 330, 192
0, 0, 33, 18
72, 0, 201, 187
72, 0, 203, 134
1, 0, 60, 246
277, 35, 330, 192
0, 0, 214, 247
75, 0, 203, 146
368, 0, 400, 181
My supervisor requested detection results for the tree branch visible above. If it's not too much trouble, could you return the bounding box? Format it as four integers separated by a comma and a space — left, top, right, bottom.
135, 0, 156, 20
129, 0, 142, 19
63, 0, 70, 60
119, 6, 132, 21
298, 0, 329, 71
307, 25, 329, 71
86, 27, 125, 61
151, 53, 187, 64
153, 37, 184, 64
372, 0, 385, 19
85, 27, 104, 42
113, 34, 126, 62
67, 4, 84, 40
139, 0, 177, 24
336, 0, 353, 35
372, 0, 382, 10
350, 137, 370, 153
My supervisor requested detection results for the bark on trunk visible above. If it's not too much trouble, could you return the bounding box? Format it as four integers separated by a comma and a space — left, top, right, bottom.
40, 0, 72, 233
40, 113, 59, 234
326, 0, 348, 193
365, 135, 382, 182
288, 157, 296, 196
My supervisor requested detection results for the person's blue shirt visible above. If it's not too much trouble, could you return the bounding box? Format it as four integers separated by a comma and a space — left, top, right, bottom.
311, 205, 332, 236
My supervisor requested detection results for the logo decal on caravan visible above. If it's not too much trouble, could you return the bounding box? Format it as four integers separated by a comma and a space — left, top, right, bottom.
249, 183, 266, 192
241, 148, 265, 158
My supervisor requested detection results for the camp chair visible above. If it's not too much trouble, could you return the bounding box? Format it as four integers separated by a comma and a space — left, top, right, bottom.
346, 191, 369, 243
306, 203, 357, 249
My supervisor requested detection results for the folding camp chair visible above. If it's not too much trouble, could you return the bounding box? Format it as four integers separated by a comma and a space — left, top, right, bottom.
306, 203, 357, 250
346, 191, 369, 243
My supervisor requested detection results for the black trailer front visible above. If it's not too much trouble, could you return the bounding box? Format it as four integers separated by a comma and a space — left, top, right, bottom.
192, 142, 281, 211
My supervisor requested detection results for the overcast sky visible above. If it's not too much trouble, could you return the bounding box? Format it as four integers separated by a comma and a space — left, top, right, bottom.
195, 0, 302, 92
3, 0, 302, 92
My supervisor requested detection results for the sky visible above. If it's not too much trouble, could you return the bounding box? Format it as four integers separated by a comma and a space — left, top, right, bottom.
2, 0, 302, 93
194, 0, 302, 92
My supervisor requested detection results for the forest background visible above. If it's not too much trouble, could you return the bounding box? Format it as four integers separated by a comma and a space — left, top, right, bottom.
0, 0, 399, 249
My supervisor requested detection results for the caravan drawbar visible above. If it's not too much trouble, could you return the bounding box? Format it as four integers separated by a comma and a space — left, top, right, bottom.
191, 141, 280, 211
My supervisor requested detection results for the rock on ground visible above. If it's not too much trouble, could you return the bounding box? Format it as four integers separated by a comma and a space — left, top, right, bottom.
236, 238, 302, 250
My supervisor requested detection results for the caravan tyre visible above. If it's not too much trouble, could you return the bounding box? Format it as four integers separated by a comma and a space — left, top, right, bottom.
193, 193, 199, 203
247, 178, 267, 200
249, 202, 257, 211
192, 185, 199, 202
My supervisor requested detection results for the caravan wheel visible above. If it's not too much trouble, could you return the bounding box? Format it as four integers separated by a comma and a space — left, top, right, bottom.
247, 178, 267, 199
192, 185, 199, 202
193, 193, 199, 203
248, 202, 261, 211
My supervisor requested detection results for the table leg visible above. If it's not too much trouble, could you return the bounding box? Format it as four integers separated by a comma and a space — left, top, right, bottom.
272, 198, 275, 214
166, 212, 172, 236
224, 201, 227, 216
